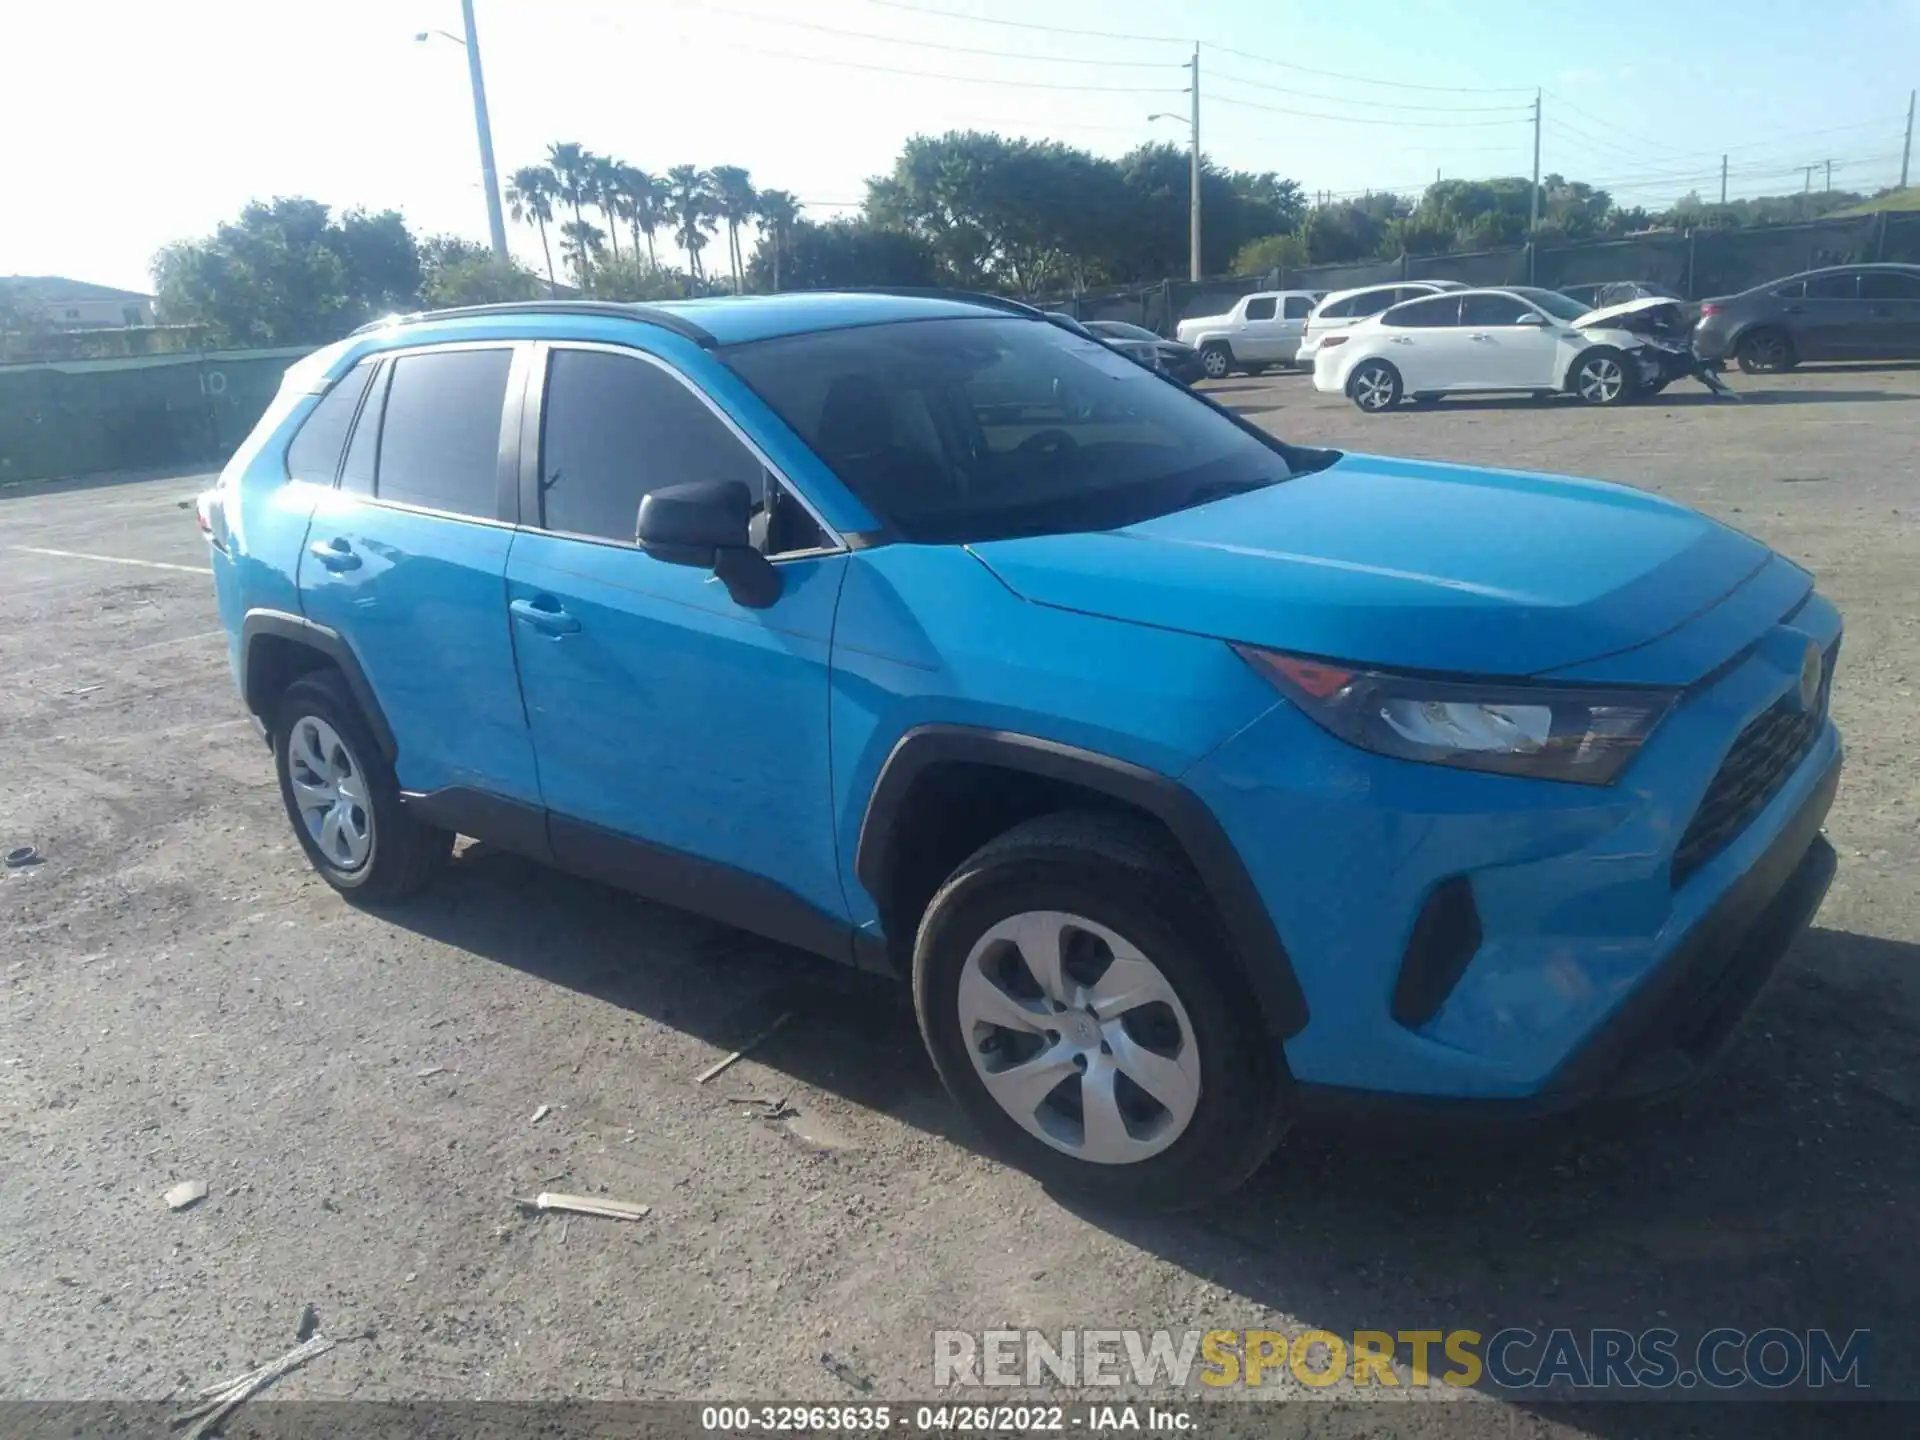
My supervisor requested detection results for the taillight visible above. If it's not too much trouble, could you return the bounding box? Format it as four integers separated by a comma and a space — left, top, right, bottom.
1698, 302, 1721, 317
1321, 335, 1348, 350
196, 490, 228, 551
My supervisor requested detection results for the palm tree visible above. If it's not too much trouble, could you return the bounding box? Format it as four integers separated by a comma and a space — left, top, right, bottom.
611, 164, 661, 268
665, 165, 716, 285
708, 165, 757, 293
558, 219, 605, 289
590, 153, 624, 264
755, 189, 801, 292
505, 165, 559, 295
547, 143, 595, 276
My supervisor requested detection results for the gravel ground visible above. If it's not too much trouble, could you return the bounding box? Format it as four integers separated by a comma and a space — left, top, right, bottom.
2, 366, 1916, 1437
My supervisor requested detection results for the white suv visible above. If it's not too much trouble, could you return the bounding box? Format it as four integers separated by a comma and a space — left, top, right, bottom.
1295, 280, 1467, 365
1174, 291, 1322, 377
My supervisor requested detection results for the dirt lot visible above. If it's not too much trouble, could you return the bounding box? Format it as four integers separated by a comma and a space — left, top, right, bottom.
3, 367, 1917, 1435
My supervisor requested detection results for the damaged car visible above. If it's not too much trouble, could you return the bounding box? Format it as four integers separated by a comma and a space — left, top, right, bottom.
1577, 294, 1734, 399
1313, 286, 1726, 412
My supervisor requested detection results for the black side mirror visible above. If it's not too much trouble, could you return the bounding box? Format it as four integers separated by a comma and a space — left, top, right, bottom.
636, 480, 781, 608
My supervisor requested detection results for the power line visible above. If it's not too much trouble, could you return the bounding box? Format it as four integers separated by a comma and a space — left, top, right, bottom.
667, 0, 1185, 68
855, 0, 1186, 44
1208, 92, 1529, 128
1206, 66, 1531, 114
1203, 42, 1534, 96
665, 33, 1188, 92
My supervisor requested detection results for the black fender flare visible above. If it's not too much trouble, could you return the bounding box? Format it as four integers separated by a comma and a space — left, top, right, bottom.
854, 724, 1308, 1039
239, 609, 397, 761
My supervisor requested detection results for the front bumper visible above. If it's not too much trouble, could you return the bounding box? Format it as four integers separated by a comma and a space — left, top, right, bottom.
1182, 597, 1843, 1104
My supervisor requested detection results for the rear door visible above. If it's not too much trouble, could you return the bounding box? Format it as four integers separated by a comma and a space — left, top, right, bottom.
1374, 293, 1467, 390
1277, 293, 1315, 358
298, 341, 542, 805
1790, 271, 1861, 359
1857, 270, 1920, 357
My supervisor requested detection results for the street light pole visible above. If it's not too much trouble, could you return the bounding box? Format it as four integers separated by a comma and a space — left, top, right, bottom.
460, 0, 510, 260
1188, 45, 1202, 282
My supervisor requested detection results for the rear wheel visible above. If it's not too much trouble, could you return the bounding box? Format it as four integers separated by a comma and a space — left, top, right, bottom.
1199, 343, 1233, 380
913, 813, 1288, 1210
1570, 347, 1633, 406
1347, 359, 1403, 413
273, 669, 450, 903
1735, 327, 1797, 374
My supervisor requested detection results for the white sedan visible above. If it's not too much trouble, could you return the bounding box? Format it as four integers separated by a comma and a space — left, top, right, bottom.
1312, 286, 1660, 412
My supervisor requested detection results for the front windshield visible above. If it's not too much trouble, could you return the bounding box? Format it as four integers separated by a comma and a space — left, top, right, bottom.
1094, 321, 1162, 342
724, 316, 1293, 543
1513, 287, 1592, 322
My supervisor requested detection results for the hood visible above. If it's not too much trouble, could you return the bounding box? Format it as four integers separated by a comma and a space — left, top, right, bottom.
967, 453, 1795, 683
1572, 295, 1678, 330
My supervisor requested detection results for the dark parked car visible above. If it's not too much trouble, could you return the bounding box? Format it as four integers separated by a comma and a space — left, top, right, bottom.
1083, 319, 1206, 383
1558, 281, 1681, 309
1692, 263, 1920, 373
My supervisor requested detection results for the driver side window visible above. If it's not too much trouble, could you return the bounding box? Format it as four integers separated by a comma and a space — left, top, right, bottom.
538, 347, 824, 556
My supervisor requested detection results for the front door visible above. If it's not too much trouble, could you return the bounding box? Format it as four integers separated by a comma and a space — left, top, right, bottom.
1789, 271, 1861, 360
1456, 293, 1565, 389
298, 342, 542, 805
1858, 269, 1920, 357
1236, 295, 1282, 360
503, 343, 850, 945
1374, 293, 1468, 391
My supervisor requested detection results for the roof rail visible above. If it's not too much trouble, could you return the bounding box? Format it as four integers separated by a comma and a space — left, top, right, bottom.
830, 287, 1046, 320
349, 300, 716, 347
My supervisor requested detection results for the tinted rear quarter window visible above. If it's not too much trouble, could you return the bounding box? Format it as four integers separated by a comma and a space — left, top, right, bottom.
1317, 296, 1356, 320
285, 361, 374, 484
1771, 280, 1806, 299
1243, 297, 1277, 320
539, 348, 767, 542
1460, 293, 1539, 326
339, 362, 388, 495
1805, 272, 1859, 300
375, 348, 512, 518
1283, 296, 1313, 319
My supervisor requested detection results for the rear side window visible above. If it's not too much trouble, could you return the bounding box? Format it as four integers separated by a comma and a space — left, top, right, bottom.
338, 363, 388, 495
1283, 295, 1313, 319
375, 348, 512, 518
1771, 280, 1805, 299
539, 348, 767, 543
1383, 296, 1462, 328
1861, 270, 1920, 300
285, 361, 374, 484
1461, 293, 1540, 326
1243, 297, 1277, 320
1805, 272, 1859, 300
1317, 296, 1356, 320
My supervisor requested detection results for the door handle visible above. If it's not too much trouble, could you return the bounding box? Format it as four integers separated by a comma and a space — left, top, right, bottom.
510, 596, 580, 635
1783, 305, 1807, 314
308, 539, 360, 571
1469, 332, 1492, 340
1390, 336, 1413, 344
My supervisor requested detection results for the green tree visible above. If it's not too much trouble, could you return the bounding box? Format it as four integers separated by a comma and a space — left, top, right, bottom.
583, 255, 696, 301
754, 189, 802, 291
590, 153, 625, 263
153, 197, 363, 344
666, 165, 716, 284
708, 165, 758, 292
558, 218, 605, 287
506, 164, 559, 293
547, 142, 596, 278
1229, 232, 1307, 277
746, 218, 937, 291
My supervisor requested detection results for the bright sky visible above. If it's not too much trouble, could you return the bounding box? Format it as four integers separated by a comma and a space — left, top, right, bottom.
3, 0, 1916, 294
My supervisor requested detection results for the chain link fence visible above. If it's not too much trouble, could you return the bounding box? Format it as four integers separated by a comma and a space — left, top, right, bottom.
0, 346, 311, 484
1049, 211, 1920, 335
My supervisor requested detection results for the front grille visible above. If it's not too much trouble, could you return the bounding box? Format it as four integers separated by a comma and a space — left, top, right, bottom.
1670, 648, 1832, 887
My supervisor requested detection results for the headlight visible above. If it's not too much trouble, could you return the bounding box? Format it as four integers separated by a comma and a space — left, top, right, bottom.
1233, 644, 1676, 785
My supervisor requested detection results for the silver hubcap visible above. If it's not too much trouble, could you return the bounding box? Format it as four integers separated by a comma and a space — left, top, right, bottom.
1578, 357, 1623, 402
957, 911, 1202, 1166
1203, 351, 1228, 377
288, 715, 372, 871
1354, 367, 1395, 409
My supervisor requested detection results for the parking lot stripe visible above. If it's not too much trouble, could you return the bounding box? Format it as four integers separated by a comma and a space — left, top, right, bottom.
11, 545, 212, 575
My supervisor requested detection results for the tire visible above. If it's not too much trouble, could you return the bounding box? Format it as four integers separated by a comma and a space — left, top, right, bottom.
273, 668, 450, 904
1569, 347, 1634, 406
912, 811, 1288, 1211
1346, 359, 1403, 413
1735, 327, 1797, 374
1198, 343, 1233, 380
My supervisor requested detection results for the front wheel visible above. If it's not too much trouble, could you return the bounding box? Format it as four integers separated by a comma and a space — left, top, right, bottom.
1347, 359, 1403, 413
1570, 347, 1633, 406
912, 813, 1288, 1211
1198, 343, 1233, 380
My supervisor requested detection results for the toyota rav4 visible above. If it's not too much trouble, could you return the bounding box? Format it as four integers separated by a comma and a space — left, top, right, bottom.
201, 291, 1842, 1209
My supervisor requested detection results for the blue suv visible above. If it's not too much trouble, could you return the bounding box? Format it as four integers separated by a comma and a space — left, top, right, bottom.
202, 292, 1842, 1209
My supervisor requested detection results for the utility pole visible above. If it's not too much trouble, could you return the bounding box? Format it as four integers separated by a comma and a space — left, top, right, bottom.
1719, 154, 1728, 205
461, 0, 510, 260
1903, 89, 1915, 188
1188, 45, 1202, 282
1527, 89, 1541, 282
1824, 158, 1834, 191
1803, 164, 1815, 193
